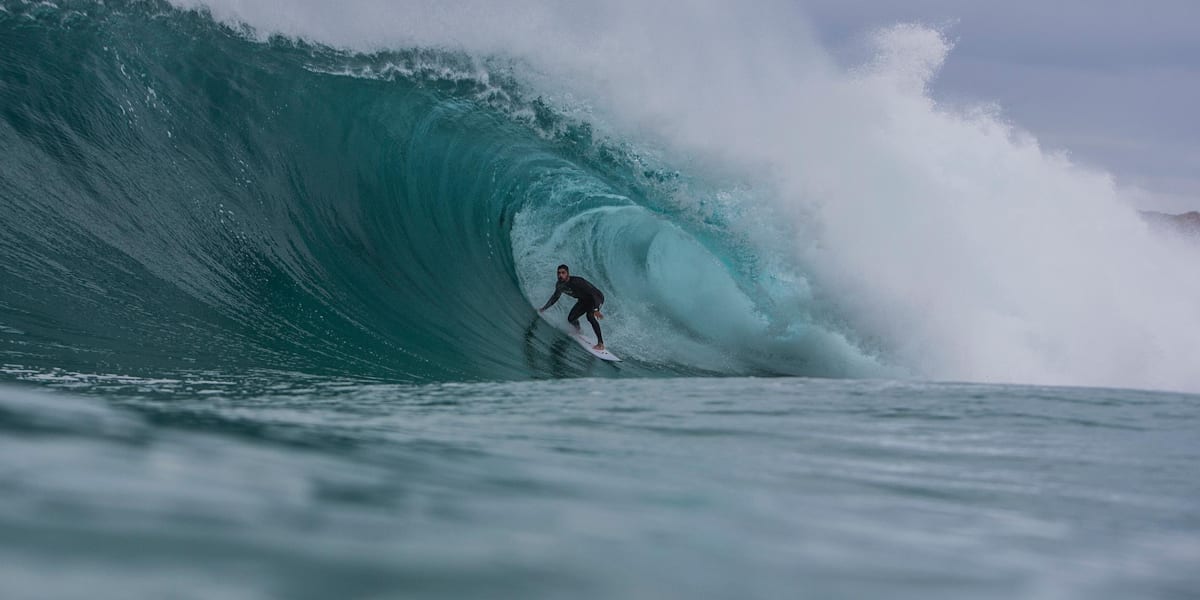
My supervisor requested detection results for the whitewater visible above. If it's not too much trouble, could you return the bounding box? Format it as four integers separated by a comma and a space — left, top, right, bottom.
173, 0, 1200, 393
1, 1, 1198, 599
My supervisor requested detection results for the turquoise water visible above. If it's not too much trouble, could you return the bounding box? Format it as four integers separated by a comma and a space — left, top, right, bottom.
0, 0, 867, 382
2, 376, 1198, 599
2, 2, 1198, 598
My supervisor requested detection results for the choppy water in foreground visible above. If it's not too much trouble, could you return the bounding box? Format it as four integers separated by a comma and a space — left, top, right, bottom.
2, 375, 1196, 600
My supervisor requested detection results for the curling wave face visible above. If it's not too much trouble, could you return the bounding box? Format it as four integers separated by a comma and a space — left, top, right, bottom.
0, 0, 878, 382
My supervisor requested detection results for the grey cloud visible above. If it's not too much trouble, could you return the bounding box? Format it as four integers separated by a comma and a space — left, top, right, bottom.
797, 0, 1200, 210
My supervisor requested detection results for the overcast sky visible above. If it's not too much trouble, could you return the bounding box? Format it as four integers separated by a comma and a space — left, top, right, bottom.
799, 0, 1200, 213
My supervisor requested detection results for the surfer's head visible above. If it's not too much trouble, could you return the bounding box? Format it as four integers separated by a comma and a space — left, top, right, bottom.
556, 264, 569, 282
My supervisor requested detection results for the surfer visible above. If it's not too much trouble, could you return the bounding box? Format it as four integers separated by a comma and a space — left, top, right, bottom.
539, 264, 606, 351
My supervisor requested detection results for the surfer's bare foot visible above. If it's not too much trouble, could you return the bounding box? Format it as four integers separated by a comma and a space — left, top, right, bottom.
594, 343, 605, 351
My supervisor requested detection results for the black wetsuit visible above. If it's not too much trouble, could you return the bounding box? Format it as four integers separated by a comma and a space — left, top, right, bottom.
540, 275, 606, 344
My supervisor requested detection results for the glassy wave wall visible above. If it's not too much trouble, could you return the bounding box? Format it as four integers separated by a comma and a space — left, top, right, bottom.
1, 1, 871, 382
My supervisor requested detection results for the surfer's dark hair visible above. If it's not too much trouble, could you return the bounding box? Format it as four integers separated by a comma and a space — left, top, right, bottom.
557, 264, 569, 272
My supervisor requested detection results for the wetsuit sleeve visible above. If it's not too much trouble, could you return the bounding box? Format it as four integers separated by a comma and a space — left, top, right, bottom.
540, 283, 563, 311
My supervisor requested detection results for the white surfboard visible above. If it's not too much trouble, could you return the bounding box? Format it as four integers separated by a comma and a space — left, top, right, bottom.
570, 330, 621, 362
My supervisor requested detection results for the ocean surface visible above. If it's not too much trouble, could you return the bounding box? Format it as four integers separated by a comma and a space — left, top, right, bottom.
2, 376, 1198, 600
2, 2, 1198, 598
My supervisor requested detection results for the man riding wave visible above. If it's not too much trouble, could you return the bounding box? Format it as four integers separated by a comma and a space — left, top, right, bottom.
539, 264, 606, 351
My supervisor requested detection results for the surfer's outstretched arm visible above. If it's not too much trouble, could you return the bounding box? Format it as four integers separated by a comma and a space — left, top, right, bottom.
539, 288, 562, 312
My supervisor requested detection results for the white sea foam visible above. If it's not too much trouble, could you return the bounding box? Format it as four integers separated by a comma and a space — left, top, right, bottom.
173, 0, 1200, 391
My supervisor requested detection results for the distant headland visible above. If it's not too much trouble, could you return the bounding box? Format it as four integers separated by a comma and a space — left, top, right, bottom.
1140, 211, 1200, 237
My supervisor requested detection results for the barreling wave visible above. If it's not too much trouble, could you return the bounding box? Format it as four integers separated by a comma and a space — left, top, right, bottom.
0, 0, 878, 382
